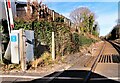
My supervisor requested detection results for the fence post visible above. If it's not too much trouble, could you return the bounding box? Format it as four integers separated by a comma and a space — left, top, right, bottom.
19, 29, 26, 71
52, 10, 55, 60
52, 11, 55, 21
0, 33, 2, 62
52, 32, 55, 60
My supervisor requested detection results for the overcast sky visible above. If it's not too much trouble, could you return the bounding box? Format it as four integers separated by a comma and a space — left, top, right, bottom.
18, 0, 119, 36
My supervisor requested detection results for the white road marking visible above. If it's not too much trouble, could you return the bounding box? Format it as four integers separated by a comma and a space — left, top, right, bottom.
90, 77, 120, 80
0, 75, 43, 79
0, 75, 83, 80
0, 75, 119, 82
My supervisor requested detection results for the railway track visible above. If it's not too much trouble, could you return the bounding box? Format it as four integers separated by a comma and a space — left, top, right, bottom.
47, 41, 120, 83
98, 41, 120, 63
90, 41, 120, 83
2, 41, 120, 83
33, 41, 119, 83
83, 41, 106, 83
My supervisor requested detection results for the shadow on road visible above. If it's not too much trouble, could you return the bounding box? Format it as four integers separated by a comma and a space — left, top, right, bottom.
2, 70, 119, 83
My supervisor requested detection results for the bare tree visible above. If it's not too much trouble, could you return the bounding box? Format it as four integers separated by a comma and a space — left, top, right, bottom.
25, 0, 43, 21
26, 0, 31, 20
70, 7, 96, 33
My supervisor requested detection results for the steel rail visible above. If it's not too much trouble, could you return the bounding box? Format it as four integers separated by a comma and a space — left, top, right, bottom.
110, 41, 120, 52
83, 41, 106, 83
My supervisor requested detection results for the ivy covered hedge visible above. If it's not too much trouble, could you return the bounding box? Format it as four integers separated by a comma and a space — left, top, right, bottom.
14, 19, 96, 59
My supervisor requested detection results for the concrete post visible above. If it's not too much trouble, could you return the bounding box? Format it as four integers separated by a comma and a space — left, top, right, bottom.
19, 29, 26, 71
52, 11, 55, 21
52, 32, 55, 60
0, 33, 2, 62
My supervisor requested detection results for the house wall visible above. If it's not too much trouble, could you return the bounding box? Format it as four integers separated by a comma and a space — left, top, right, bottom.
0, 0, 6, 21
0, 0, 16, 21
16, 7, 27, 17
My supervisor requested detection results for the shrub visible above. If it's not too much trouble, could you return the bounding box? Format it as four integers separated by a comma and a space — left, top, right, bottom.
14, 19, 96, 60
92, 31, 99, 37
79, 34, 93, 46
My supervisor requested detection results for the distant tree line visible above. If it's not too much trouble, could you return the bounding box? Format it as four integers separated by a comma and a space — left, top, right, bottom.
106, 24, 120, 40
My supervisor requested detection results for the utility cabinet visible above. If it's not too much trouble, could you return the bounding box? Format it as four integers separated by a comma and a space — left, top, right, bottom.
10, 30, 34, 64
25, 30, 34, 62
10, 30, 19, 64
